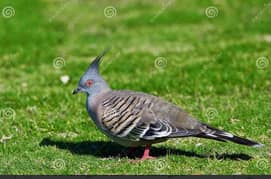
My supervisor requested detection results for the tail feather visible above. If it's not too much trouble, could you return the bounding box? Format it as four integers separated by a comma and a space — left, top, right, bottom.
196, 134, 227, 143
199, 125, 264, 147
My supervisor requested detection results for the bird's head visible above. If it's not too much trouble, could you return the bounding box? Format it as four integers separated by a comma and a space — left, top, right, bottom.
73, 50, 110, 96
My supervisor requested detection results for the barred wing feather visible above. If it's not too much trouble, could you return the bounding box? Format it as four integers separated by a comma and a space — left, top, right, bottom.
97, 91, 202, 141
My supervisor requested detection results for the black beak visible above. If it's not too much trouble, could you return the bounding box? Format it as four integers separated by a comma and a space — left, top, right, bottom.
72, 88, 81, 95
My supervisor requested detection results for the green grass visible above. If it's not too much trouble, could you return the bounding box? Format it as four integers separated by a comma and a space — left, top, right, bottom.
0, 0, 271, 175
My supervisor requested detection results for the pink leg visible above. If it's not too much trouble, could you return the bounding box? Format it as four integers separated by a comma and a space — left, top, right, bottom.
140, 144, 155, 160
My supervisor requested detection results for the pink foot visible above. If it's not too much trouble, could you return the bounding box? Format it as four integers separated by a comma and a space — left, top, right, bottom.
140, 155, 156, 160
139, 144, 155, 161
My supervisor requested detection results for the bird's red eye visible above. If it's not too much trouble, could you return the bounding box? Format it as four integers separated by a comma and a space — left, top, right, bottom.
86, 80, 93, 87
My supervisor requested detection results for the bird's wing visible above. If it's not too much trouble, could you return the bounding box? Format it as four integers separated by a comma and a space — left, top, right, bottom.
96, 90, 204, 141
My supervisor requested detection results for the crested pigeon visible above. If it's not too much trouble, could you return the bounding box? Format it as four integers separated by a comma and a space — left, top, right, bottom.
73, 51, 263, 160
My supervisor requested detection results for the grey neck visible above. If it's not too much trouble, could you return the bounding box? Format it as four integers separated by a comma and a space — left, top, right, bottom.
87, 80, 111, 100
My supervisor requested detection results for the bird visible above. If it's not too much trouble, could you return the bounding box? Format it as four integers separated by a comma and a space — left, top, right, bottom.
73, 50, 264, 160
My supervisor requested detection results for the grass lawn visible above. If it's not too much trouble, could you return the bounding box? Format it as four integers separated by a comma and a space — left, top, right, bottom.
0, 0, 271, 175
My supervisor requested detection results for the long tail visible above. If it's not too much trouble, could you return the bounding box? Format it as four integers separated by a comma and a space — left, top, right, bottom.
197, 124, 264, 147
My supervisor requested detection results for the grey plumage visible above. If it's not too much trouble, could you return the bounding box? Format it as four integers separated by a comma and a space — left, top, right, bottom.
91, 90, 198, 147
73, 51, 263, 159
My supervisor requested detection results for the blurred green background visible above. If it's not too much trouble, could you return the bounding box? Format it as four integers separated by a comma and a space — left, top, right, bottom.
0, 0, 270, 175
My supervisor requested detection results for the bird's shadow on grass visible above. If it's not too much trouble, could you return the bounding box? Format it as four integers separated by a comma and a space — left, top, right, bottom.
40, 138, 252, 161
